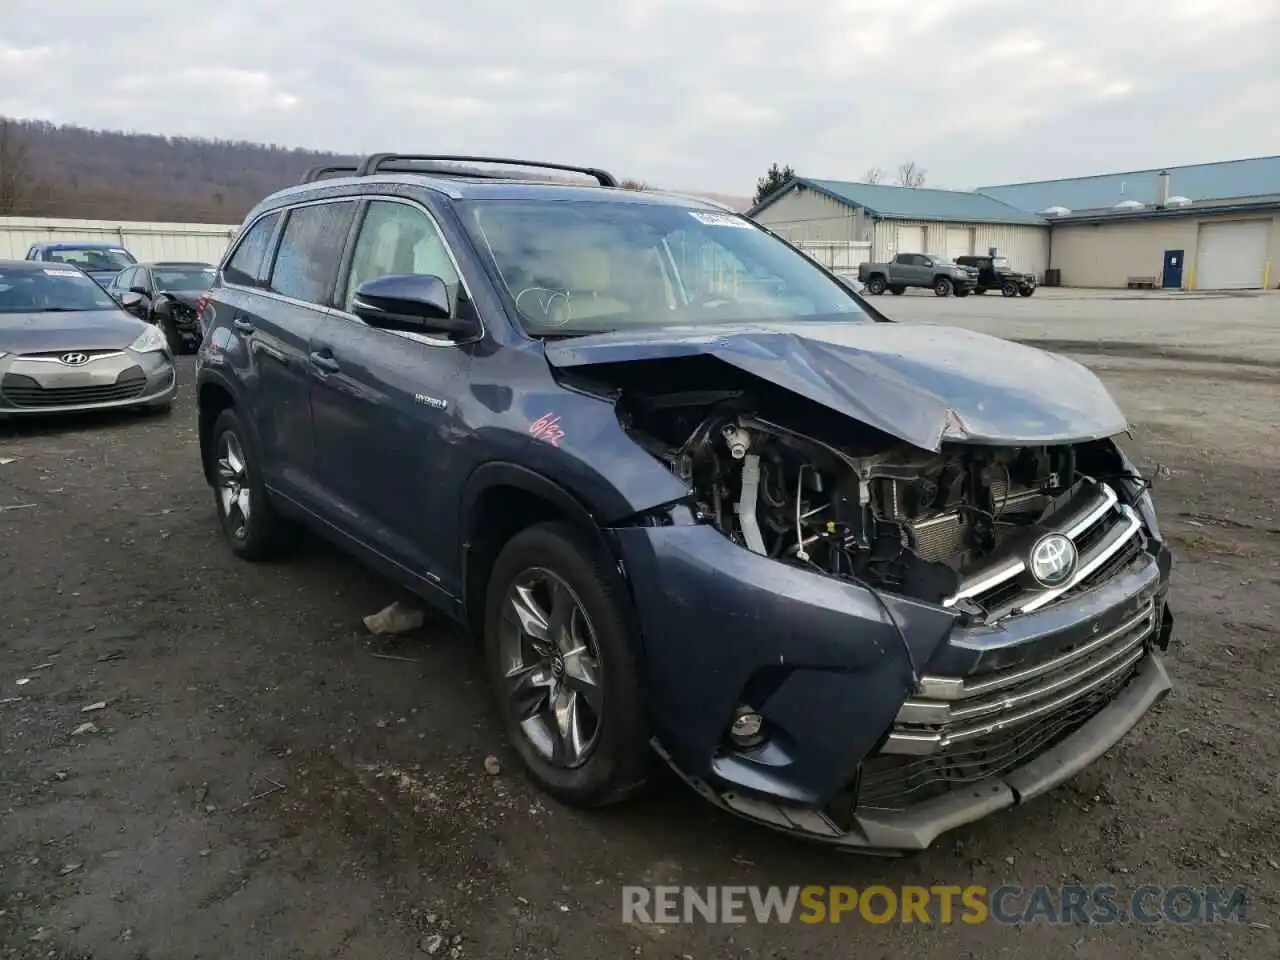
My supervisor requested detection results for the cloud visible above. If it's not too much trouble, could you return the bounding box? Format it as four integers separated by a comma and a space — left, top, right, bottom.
1, 0, 1276, 194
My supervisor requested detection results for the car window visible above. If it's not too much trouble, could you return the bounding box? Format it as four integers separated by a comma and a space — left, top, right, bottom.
0, 267, 119, 313
223, 212, 282, 287
342, 200, 462, 314
42, 247, 135, 271
152, 266, 215, 291
135, 268, 151, 292
269, 202, 358, 305
460, 199, 867, 336
113, 267, 135, 291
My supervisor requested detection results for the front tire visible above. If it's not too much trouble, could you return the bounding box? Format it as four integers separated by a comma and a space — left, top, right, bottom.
484, 521, 650, 807
934, 277, 954, 297
954, 288, 970, 298
865, 276, 887, 296
889, 285, 906, 295
209, 408, 294, 561
1002, 281, 1019, 297
1019, 286, 1035, 297
154, 310, 184, 354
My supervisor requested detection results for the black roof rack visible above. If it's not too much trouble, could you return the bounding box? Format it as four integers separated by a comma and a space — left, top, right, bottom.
301, 164, 360, 182
300, 155, 618, 187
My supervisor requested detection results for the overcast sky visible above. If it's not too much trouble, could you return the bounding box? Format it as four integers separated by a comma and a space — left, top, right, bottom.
2, 0, 1276, 196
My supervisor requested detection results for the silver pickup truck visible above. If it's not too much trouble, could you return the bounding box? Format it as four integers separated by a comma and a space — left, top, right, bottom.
857, 253, 978, 297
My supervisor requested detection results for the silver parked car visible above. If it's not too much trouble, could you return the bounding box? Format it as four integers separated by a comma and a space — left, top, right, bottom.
0, 260, 176, 418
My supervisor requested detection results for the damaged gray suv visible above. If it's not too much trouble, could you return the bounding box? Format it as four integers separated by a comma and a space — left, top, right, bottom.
197, 154, 1174, 853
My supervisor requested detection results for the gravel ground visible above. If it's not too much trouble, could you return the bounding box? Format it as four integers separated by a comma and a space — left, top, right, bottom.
1, 291, 1277, 959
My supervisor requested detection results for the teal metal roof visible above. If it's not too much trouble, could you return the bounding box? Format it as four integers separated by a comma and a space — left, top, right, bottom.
750, 178, 1047, 225
977, 156, 1280, 212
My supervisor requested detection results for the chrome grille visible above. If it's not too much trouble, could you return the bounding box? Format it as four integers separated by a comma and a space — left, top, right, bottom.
882, 601, 1157, 757
944, 480, 1146, 621
858, 661, 1138, 810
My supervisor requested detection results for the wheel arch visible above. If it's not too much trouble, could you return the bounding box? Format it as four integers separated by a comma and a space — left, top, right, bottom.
459, 462, 623, 639
197, 372, 247, 483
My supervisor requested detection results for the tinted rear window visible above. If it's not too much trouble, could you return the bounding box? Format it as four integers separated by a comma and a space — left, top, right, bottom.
268, 202, 358, 305
223, 212, 281, 287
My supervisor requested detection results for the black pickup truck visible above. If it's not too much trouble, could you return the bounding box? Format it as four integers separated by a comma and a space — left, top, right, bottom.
956, 255, 1037, 297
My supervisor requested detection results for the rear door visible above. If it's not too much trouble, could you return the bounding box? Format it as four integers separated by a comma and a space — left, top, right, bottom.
307, 195, 477, 596
250, 199, 361, 500
899, 253, 925, 284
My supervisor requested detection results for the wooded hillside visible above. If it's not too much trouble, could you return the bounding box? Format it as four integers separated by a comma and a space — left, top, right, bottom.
0, 118, 750, 223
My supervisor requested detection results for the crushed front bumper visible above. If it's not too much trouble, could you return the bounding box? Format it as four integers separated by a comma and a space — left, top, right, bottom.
0, 349, 176, 417
610, 507, 1174, 853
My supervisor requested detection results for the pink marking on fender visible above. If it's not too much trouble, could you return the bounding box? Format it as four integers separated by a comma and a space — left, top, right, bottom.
529, 413, 566, 447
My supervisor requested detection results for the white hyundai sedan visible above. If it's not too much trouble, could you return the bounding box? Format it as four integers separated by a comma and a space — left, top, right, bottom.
0, 260, 176, 418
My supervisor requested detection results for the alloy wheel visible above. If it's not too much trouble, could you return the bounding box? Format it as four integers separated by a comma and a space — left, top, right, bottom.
498, 568, 603, 768
215, 432, 252, 540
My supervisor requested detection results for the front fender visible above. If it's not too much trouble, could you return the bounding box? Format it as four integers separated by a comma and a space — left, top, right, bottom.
464, 375, 691, 525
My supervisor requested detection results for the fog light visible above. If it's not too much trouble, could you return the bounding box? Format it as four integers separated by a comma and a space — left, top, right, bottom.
729, 709, 765, 748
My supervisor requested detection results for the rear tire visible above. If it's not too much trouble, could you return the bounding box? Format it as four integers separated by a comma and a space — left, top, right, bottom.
1001, 281, 1018, 297
484, 521, 650, 808
1019, 286, 1035, 297
866, 276, 887, 296
954, 288, 970, 298
209, 408, 295, 561
934, 277, 953, 297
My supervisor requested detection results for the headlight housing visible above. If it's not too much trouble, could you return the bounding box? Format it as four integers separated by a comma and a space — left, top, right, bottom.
129, 325, 167, 354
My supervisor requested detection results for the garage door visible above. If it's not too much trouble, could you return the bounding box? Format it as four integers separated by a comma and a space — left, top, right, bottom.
1195, 220, 1270, 289
895, 225, 925, 255
946, 226, 972, 260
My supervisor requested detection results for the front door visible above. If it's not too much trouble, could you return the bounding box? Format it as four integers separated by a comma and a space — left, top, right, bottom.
1162, 249, 1184, 289
307, 197, 475, 597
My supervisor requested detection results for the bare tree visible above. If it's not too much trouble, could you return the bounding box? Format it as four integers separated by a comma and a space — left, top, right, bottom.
861, 167, 884, 184
0, 118, 35, 215
896, 161, 927, 188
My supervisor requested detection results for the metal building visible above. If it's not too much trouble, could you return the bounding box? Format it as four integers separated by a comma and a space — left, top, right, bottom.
1046, 196, 1280, 290
980, 156, 1280, 289
747, 178, 1050, 276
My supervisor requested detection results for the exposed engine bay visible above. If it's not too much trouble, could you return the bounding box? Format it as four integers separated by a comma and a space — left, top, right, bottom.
613, 380, 1129, 616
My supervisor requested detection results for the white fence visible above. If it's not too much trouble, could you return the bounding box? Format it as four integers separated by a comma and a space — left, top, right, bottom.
0, 216, 239, 264
792, 240, 873, 272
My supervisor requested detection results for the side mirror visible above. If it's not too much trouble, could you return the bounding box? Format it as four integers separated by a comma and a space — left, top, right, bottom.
351, 274, 477, 337
120, 291, 144, 309
129, 285, 149, 296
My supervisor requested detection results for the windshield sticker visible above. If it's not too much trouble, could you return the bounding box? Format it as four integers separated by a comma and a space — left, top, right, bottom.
43, 268, 83, 278
688, 211, 750, 229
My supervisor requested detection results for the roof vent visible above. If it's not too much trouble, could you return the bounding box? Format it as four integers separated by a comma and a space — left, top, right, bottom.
1114, 200, 1145, 210
1040, 205, 1072, 217
1156, 170, 1171, 207
1166, 195, 1193, 207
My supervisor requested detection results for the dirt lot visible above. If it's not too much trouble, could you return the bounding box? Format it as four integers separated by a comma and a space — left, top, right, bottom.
2, 290, 1278, 959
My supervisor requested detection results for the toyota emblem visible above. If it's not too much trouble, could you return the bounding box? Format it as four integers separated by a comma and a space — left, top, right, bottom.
60, 352, 90, 366
1028, 533, 1078, 587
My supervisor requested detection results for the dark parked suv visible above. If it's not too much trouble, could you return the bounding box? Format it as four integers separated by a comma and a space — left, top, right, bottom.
956, 254, 1038, 297
196, 154, 1175, 852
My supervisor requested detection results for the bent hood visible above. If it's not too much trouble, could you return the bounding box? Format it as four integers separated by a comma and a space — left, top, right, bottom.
0, 309, 147, 354
158, 290, 206, 308
543, 321, 1128, 452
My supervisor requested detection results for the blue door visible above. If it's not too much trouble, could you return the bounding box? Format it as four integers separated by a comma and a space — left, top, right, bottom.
1162, 249, 1184, 288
